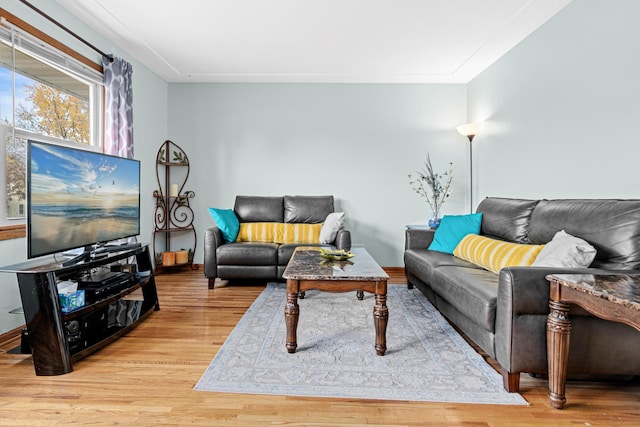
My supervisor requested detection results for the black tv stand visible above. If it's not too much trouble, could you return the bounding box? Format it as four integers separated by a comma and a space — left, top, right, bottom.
0, 245, 159, 376
61, 242, 143, 267
61, 250, 91, 267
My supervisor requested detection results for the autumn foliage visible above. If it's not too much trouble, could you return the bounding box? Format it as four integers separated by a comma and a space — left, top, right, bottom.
16, 83, 89, 145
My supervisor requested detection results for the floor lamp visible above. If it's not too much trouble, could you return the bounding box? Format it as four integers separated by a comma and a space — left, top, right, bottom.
457, 122, 482, 213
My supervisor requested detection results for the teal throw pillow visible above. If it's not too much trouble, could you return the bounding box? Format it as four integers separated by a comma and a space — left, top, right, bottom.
428, 213, 483, 254
208, 208, 240, 243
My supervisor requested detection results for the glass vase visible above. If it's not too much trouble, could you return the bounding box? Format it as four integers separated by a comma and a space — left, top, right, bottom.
428, 217, 442, 229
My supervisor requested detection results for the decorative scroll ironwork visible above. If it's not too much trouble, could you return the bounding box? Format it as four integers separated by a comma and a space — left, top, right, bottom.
152, 140, 198, 271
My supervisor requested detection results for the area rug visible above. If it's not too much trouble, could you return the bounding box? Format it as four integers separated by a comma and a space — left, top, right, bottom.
195, 283, 528, 405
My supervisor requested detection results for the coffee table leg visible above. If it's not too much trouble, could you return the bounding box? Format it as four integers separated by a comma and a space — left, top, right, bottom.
285, 290, 299, 353
373, 292, 388, 356
547, 299, 571, 409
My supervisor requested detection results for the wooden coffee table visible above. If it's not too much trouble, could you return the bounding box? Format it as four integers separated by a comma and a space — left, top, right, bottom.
546, 274, 640, 409
282, 247, 389, 356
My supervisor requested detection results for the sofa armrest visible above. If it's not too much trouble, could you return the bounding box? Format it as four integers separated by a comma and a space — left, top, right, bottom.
404, 228, 435, 250
335, 229, 351, 251
204, 226, 225, 280
494, 265, 638, 373
497, 266, 633, 316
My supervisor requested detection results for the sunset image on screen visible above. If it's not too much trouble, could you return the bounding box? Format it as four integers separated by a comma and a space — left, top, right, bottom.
28, 141, 140, 257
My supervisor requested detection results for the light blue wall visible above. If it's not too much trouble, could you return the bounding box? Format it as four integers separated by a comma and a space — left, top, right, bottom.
3, 0, 634, 335
168, 83, 468, 266
467, 0, 640, 201
0, 0, 168, 334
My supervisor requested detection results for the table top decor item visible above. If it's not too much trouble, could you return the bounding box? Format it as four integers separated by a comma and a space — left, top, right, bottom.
319, 248, 354, 261
408, 154, 454, 225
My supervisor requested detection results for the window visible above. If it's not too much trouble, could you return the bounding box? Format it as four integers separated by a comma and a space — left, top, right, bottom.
0, 11, 103, 233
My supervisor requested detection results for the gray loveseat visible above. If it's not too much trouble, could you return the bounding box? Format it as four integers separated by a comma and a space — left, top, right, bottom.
204, 195, 351, 288
404, 197, 640, 392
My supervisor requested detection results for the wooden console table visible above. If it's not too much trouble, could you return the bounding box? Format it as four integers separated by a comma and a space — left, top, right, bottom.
546, 274, 640, 409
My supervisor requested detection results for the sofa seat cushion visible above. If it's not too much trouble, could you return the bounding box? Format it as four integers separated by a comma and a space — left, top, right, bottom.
430, 265, 499, 332
404, 248, 479, 279
277, 243, 327, 266
217, 242, 278, 265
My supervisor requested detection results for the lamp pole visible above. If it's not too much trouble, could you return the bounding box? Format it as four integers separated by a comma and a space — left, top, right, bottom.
457, 122, 481, 213
468, 134, 474, 213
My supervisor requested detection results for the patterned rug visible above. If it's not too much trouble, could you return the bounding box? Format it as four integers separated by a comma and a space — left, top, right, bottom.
195, 283, 528, 405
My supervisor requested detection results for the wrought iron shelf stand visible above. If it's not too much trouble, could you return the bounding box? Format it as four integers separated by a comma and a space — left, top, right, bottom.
152, 140, 197, 272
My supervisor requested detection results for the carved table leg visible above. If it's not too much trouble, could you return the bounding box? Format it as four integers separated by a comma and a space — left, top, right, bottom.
547, 299, 571, 409
373, 292, 388, 356
285, 288, 300, 354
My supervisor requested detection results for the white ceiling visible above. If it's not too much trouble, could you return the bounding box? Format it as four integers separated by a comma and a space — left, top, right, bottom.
54, 0, 573, 84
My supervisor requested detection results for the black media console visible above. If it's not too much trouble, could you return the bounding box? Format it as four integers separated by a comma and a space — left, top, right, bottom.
0, 245, 159, 376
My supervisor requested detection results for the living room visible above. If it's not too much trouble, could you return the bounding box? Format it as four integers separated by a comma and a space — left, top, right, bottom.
0, 0, 639, 424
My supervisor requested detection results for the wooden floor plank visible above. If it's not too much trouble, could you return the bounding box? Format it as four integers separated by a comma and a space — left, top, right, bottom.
0, 268, 639, 425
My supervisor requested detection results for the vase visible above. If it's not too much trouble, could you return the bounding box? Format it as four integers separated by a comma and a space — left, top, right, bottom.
428, 217, 441, 229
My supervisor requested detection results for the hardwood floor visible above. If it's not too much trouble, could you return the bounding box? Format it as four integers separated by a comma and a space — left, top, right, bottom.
1, 267, 639, 426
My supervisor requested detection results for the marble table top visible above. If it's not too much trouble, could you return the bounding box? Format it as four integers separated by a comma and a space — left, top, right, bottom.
283, 247, 389, 281
547, 274, 640, 312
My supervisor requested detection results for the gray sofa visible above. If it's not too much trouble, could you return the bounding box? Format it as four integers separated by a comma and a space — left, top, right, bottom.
404, 197, 640, 392
204, 195, 351, 288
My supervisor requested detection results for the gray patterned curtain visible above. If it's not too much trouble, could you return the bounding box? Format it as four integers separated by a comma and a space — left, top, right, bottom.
102, 56, 134, 158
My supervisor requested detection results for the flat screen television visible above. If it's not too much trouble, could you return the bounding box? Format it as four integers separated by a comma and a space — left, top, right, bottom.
27, 140, 141, 262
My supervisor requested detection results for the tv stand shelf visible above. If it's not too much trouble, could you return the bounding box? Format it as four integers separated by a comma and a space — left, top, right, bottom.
0, 245, 159, 376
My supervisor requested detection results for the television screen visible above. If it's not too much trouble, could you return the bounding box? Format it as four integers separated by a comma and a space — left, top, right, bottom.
27, 140, 141, 259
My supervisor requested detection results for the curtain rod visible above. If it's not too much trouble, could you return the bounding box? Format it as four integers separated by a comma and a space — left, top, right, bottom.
19, 0, 113, 62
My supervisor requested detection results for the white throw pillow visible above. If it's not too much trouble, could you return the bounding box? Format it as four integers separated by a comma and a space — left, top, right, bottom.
532, 230, 597, 268
319, 212, 345, 243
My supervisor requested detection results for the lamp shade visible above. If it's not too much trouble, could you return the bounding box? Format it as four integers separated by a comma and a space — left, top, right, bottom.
457, 122, 482, 137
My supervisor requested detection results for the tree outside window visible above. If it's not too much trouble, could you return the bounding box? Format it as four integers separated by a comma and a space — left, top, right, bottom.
1, 52, 93, 221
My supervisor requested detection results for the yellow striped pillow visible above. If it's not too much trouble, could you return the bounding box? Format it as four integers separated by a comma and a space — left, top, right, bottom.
453, 234, 544, 274
274, 223, 323, 244
236, 222, 277, 243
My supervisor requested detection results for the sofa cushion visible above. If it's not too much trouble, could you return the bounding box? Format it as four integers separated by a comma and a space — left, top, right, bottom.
218, 265, 277, 280
527, 199, 640, 270
532, 230, 596, 268
454, 234, 544, 274
236, 222, 277, 243
235, 196, 284, 222
405, 247, 480, 279
284, 195, 334, 223
235, 222, 323, 244
207, 208, 240, 243
430, 265, 499, 332
275, 223, 323, 244
476, 197, 539, 243
216, 242, 278, 265
320, 212, 345, 243
428, 213, 482, 254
